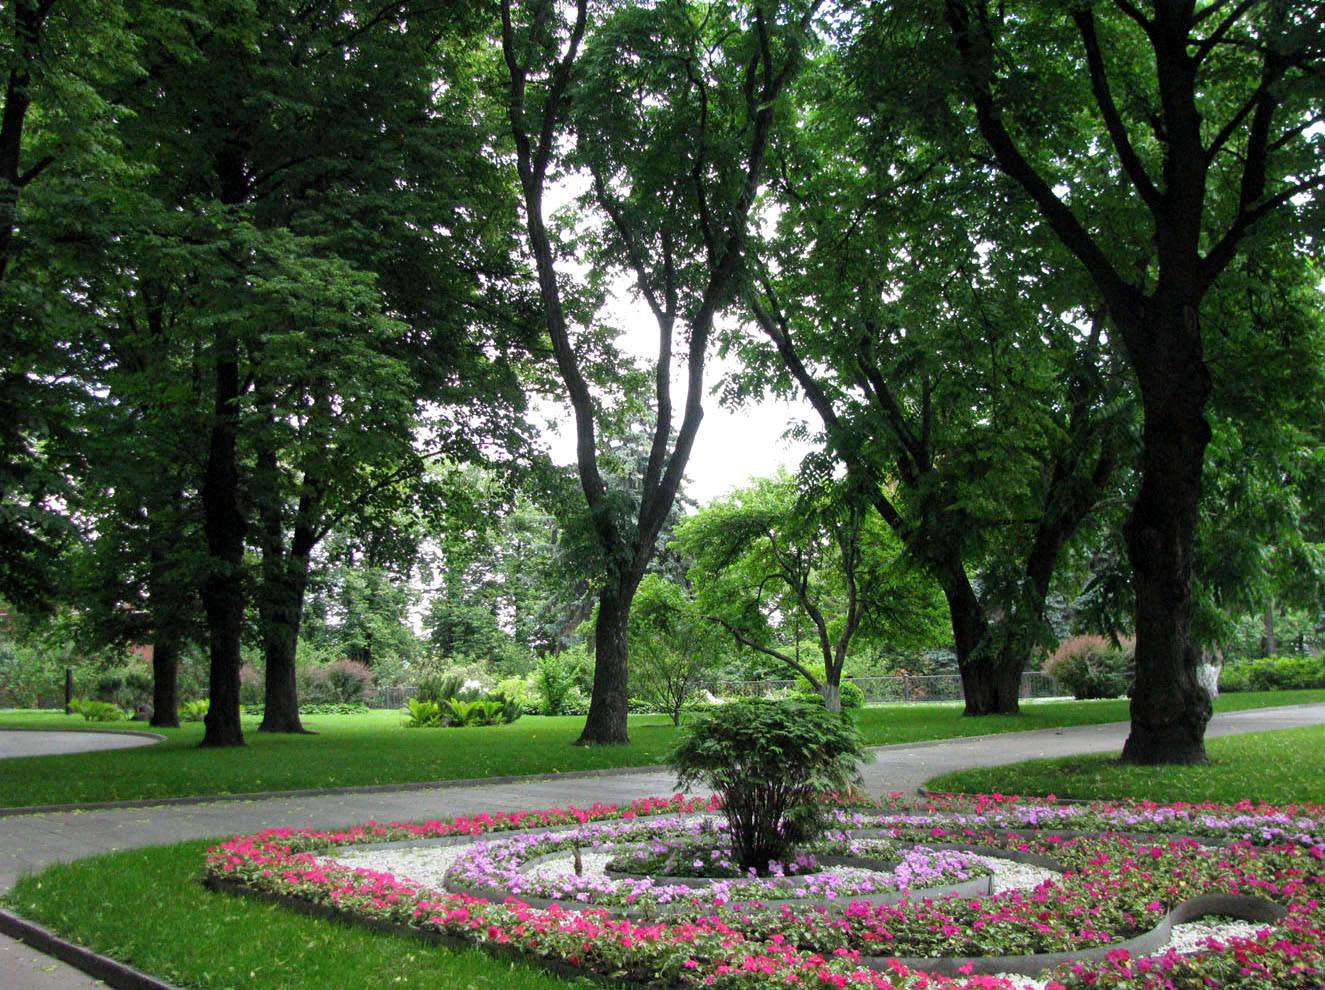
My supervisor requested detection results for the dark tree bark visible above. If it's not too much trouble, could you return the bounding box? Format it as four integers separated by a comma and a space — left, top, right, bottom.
1118, 298, 1213, 764
147, 543, 181, 728
0, 0, 56, 284
199, 331, 246, 748
255, 463, 322, 734
580, 582, 636, 745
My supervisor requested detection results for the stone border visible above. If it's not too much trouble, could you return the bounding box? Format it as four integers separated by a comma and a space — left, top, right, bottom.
0, 908, 179, 990
878, 892, 1287, 978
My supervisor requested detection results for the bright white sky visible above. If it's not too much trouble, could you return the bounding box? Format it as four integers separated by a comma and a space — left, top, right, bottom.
539, 369, 818, 509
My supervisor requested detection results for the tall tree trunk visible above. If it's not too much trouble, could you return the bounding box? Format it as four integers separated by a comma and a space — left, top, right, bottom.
254, 441, 307, 734
578, 583, 633, 746
150, 638, 180, 728
1120, 302, 1212, 766
958, 641, 1023, 716
147, 537, 181, 728
258, 560, 311, 733
199, 333, 246, 748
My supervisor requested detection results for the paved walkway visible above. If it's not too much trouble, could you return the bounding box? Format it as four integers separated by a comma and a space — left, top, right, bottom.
0, 729, 162, 761
1, 702, 1322, 989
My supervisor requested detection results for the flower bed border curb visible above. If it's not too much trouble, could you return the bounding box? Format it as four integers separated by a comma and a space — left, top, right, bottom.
876, 891, 1287, 978
0, 907, 179, 990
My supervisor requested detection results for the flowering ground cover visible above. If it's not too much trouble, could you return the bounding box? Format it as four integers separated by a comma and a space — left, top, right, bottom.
204, 792, 1325, 989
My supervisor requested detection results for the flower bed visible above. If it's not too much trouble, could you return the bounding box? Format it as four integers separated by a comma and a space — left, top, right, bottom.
436, 817, 992, 913
204, 793, 1325, 989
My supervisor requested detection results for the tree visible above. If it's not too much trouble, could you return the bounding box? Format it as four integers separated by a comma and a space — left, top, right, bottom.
500, 0, 823, 743
900, 1, 1325, 763
0, 0, 142, 612
676, 471, 947, 710
628, 574, 725, 725
731, 39, 1135, 714
65, 0, 531, 743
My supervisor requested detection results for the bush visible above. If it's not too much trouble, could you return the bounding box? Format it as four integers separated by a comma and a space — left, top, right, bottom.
1220, 654, 1325, 693
790, 674, 865, 710
1042, 635, 1134, 700
325, 659, 373, 703
668, 698, 865, 875
240, 702, 370, 717
534, 653, 580, 716
68, 697, 126, 722
180, 699, 209, 722
403, 698, 442, 728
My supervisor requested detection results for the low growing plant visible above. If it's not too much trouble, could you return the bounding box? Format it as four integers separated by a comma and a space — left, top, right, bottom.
68, 697, 126, 722
180, 699, 209, 722
668, 697, 865, 875
1220, 654, 1325, 692
403, 697, 441, 728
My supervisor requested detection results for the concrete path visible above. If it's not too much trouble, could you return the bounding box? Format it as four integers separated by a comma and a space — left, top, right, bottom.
1, 702, 1322, 989
0, 729, 163, 761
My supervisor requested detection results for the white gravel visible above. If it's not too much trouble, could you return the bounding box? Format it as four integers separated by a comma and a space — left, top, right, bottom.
334, 841, 1273, 989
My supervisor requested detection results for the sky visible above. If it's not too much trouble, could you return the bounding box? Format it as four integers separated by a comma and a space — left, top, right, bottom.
536, 298, 820, 509
540, 383, 819, 509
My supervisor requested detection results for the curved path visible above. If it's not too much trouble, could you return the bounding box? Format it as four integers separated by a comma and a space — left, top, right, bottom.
0, 729, 163, 761
1, 702, 1322, 989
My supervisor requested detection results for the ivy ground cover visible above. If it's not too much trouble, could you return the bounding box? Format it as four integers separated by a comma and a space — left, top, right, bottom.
204, 793, 1325, 990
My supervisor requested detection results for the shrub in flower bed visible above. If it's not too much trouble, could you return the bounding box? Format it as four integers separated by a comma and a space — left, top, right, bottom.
204, 793, 1325, 990
669, 698, 866, 875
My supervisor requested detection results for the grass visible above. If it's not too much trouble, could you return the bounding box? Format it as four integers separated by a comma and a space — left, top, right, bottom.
1, 690, 1321, 809
2, 841, 599, 990
925, 723, 1325, 806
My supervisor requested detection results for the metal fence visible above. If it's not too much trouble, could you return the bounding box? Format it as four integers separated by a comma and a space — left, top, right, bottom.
365, 685, 413, 710
699, 671, 1063, 705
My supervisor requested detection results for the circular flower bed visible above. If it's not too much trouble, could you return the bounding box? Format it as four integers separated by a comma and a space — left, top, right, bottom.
433, 816, 993, 913
204, 793, 1325, 989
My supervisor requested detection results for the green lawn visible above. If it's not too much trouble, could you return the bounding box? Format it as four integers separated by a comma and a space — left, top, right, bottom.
3, 842, 599, 990
925, 723, 1325, 805
1, 690, 1321, 809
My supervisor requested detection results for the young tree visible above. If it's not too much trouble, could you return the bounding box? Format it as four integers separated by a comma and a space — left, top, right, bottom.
676, 472, 947, 710
500, 0, 823, 743
628, 574, 725, 725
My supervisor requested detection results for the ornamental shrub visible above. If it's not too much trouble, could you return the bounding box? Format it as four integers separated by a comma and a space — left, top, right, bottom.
325, 659, 373, 703
1042, 635, 1134, 700
534, 652, 579, 715
790, 674, 865, 709
668, 698, 865, 875
180, 699, 209, 722
403, 697, 442, 728
1220, 654, 1325, 692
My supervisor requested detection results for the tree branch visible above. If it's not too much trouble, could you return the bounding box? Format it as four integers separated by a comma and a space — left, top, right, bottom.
1073, 8, 1162, 213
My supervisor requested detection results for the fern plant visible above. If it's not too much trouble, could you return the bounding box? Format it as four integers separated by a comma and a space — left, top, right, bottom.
403, 697, 442, 728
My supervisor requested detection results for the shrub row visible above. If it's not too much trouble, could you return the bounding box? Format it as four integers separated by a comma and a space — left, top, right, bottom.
1220, 654, 1325, 692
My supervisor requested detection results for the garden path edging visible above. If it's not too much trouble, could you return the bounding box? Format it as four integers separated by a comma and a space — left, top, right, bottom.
876, 891, 1287, 979
0, 908, 179, 990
